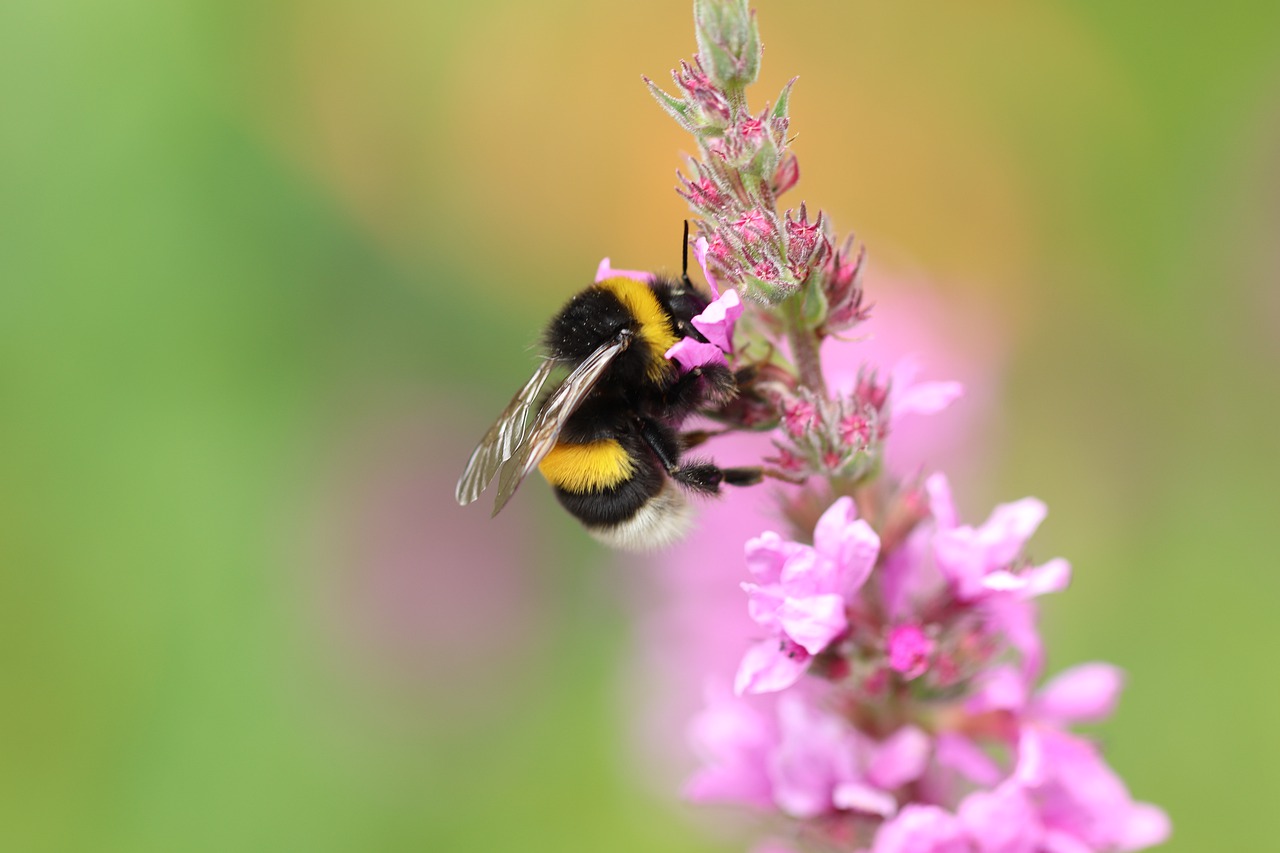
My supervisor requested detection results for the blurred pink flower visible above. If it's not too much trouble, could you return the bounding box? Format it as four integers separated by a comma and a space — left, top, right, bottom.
871, 804, 972, 853
736, 497, 879, 694
886, 623, 934, 680
686, 686, 929, 821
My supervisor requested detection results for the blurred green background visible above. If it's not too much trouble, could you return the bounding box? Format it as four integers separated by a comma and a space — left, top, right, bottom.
3, 0, 1278, 850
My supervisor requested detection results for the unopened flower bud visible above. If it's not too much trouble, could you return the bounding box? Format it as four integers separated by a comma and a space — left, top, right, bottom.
693, 0, 762, 90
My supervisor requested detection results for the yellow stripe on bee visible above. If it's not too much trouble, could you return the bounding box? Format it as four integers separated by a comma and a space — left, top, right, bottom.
538, 439, 636, 493
596, 277, 678, 382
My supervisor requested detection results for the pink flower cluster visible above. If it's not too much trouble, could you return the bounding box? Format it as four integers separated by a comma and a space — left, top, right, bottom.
685, 481, 1169, 852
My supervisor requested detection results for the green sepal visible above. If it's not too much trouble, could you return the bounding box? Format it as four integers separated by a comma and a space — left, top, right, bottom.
645, 79, 695, 131
798, 270, 829, 330
772, 77, 798, 119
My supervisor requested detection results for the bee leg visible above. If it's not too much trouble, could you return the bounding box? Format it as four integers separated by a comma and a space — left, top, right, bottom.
636, 417, 762, 495
721, 467, 763, 487
679, 427, 733, 449
666, 362, 738, 411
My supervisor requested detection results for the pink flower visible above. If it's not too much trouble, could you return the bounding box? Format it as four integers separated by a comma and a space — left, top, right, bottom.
693, 235, 721, 296
889, 356, 964, 419
691, 287, 742, 352
594, 257, 656, 284
872, 804, 973, 853
1012, 726, 1171, 852
684, 682, 776, 809
687, 688, 930, 821
665, 287, 741, 372
666, 337, 729, 371
968, 662, 1126, 728
928, 473, 1071, 603
736, 497, 880, 694
887, 624, 935, 680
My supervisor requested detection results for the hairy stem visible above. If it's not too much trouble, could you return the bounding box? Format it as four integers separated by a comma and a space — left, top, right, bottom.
784, 299, 828, 398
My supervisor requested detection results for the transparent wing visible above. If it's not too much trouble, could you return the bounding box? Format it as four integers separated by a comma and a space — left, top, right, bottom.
455, 359, 559, 506
490, 337, 629, 517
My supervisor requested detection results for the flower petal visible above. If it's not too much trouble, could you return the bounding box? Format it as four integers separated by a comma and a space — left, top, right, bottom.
893, 380, 964, 418
735, 639, 810, 695
867, 725, 931, 789
595, 257, 655, 284
691, 288, 742, 353
833, 782, 898, 817
693, 236, 721, 297
666, 338, 729, 371
1031, 663, 1124, 725
935, 733, 1003, 787
777, 593, 847, 654
925, 472, 958, 530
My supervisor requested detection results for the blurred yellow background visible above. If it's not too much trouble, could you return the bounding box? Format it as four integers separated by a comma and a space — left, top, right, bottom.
3, 0, 1277, 850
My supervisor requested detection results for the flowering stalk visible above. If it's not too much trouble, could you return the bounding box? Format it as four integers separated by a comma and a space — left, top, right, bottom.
641, 3, 1170, 851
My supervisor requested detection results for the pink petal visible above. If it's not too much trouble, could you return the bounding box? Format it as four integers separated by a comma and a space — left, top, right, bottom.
935, 733, 1003, 787
867, 725, 931, 789
894, 380, 964, 418
777, 593, 848, 654
742, 581, 785, 631
812, 499, 880, 595
1115, 803, 1172, 851
735, 639, 810, 695
693, 236, 720, 296
745, 531, 795, 582
595, 257, 656, 284
1021, 558, 1071, 598
872, 804, 971, 853
769, 693, 857, 818
1031, 663, 1125, 726
925, 473, 958, 530
1041, 831, 1093, 853
979, 498, 1047, 566
814, 496, 858, 552
691, 288, 742, 353
980, 560, 1069, 599
684, 682, 776, 808
834, 782, 898, 817
966, 664, 1028, 715
665, 338, 728, 371
957, 782, 1041, 853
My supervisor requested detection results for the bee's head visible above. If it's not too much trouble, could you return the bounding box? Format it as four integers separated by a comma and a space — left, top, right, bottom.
651, 277, 711, 341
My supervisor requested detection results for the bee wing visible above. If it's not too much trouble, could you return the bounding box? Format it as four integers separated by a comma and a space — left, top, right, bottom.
490, 337, 629, 517
455, 358, 560, 506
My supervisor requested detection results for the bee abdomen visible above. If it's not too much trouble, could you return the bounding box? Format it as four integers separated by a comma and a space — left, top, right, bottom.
538, 439, 636, 493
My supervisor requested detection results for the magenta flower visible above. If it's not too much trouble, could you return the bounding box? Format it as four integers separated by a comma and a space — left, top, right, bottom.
736, 497, 880, 694
928, 472, 1072, 603
1011, 726, 1171, 852
887, 356, 965, 420
686, 686, 929, 821
886, 623, 935, 680
872, 804, 972, 853
594, 256, 656, 284
666, 285, 741, 372
691, 287, 743, 353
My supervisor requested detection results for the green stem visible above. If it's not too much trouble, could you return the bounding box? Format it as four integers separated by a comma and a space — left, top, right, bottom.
784, 298, 828, 398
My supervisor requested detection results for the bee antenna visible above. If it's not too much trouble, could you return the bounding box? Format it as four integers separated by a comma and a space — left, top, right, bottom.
681, 219, 692, 288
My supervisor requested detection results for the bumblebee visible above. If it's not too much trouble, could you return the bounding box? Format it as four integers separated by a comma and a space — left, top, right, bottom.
455, 237, 760, 550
